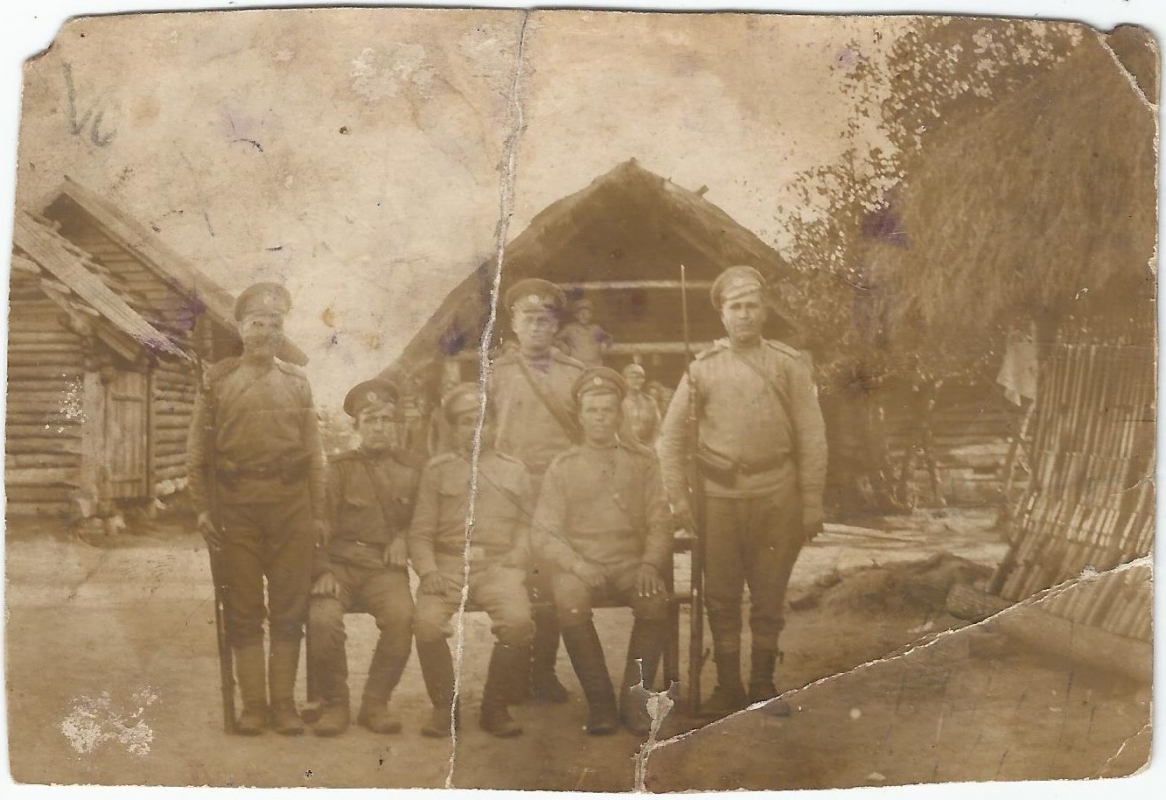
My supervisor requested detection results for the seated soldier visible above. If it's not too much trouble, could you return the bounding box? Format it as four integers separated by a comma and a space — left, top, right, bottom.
532, 367, 672, 736
410, 383, 535, 738
307, 379, 419, 736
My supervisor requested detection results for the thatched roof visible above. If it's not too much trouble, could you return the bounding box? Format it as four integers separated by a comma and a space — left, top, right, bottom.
863, 34, 1156, 362
384, 159, 795, 384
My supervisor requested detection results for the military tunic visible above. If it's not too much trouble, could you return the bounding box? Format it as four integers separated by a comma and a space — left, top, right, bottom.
307, 447, 420, 709
657, 338, 828, 652
533, 442, 673, 625
186, 357, 325, 645
488, 345, 585, 480
409, 450, 534, 647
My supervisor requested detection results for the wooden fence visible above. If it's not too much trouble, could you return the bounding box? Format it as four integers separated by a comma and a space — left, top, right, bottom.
991, 343, 1154, 641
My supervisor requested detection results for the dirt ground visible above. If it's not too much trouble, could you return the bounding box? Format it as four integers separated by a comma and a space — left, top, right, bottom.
4, 508, 1151, 790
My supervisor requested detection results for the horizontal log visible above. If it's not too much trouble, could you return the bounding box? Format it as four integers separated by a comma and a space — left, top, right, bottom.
154, 405, 194, 417
155, 429, 190, 444
5, 502, 74, 519
6, 485, 75, 502
5, 391, 90, 407
5, 466, 81, 486
5, 417, 86, 429
154, 452, 189, 467
154, 417, 192, 431
8, 351, 84, 368
7, 365, 84, 381
5, 437, 83, 455
6, 424, 83, 439
6, 332, 79, 345
6, 452, 81, 468
155, 465, 186, 480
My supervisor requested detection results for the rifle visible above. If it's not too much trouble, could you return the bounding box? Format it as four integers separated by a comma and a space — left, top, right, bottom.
200, 363, 237, 734
680, 264, 709, 717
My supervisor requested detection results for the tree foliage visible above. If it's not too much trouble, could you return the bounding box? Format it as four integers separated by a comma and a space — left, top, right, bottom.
780, 17, 1082, 393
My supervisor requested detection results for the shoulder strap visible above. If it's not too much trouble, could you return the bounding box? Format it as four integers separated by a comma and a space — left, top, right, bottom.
514, 354, 581, 442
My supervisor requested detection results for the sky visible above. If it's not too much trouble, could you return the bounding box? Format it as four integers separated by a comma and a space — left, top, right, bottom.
14, 9, 903, 407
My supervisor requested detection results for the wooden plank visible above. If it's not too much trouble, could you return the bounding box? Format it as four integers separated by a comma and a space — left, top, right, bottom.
5, 437, 84, 455
5, 502, 73, 518
6, 452, 82, 468
5, 467, 81, 486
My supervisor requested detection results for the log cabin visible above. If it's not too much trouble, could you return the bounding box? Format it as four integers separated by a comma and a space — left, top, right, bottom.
6, 178, 307, 522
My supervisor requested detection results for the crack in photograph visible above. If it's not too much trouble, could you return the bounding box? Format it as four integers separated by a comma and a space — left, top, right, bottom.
3, 7, 1156, 792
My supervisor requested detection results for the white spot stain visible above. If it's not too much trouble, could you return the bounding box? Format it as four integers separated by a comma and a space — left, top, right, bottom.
60, 689, 158, 757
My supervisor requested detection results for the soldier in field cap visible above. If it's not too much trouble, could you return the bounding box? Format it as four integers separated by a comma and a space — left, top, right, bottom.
658, 265, 828, 718
532, 366, 673, 736
619, 362, 661, 445
306, 378, 420, 737
188, 281, 327, 735
409, 383, 535, 739
556, 297, 614, 366
488, 277, 586, 704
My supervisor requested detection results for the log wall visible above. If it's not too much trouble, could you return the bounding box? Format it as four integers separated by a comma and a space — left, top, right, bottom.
5, 275, 85, 518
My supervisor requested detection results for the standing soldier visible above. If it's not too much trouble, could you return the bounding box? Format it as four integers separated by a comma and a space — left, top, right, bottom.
555, 297, 614, 367
619, 363, 662, 446
658, 266, 827, 717
488, 278, 585, 704
306, 379, 419, 736
410, 383, 535, 739
533, 367, 672, 736
188, 282, 327, 735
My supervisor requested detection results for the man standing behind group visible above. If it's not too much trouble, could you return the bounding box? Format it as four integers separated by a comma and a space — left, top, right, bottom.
188, 282, 327, 735
658, 266, 827, 717
488, 278, 585, 703
410, 383, 535, 739
619, 363, 661, 446
307, 379, 418, 737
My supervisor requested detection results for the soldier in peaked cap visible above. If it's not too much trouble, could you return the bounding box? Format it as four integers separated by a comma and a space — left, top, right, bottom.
658, 265, 827, 718
305, 379, 420, 736
619, 363, 661, 446
488, 277, 585, 704
409, 383, 535, 739
234, 281, 292, 321
188, 282, 326, 735
532, 367, 673, 736
555, 296, 614, 367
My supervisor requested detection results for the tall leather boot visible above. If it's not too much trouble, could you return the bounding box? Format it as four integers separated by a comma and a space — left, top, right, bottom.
703, 649, 746, 718
268, 638, 305, 735
417, 638, 458, 738
480, 641, 528, 738
620, 619, 667, 736
357, 628, 410, 734
749, 647, 791, 716
233, 643, 268, 735
561, 622, 618, 735
527, 606, 569, 704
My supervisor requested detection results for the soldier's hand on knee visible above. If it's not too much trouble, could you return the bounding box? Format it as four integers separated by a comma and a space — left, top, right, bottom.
419, 571, 446, 596
312, 572, 340, 598
635, 564, 665, 597
196, 512, 222, 551
383, 538, 408, 568
571, 561, 606, 589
